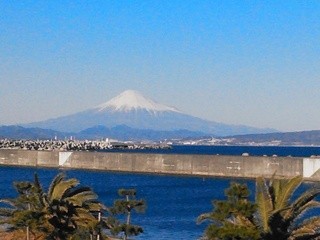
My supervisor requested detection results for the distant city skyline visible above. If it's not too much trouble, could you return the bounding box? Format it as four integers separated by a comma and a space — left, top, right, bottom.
1, 1, 319, 132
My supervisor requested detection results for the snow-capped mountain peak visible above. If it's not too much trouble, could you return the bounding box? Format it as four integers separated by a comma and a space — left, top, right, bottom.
25, 89, 276, 136
96, 90, 180, 113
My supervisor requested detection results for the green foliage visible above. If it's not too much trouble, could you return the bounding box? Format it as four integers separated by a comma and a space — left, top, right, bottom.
44, 173, 103, 239
111, 198, 145, 215
109, 223, 143, 238
0, 173, 104, 240
0, 174, 49, 236
199, 176, 320, 240
206, 222, 260, 240
197, 182, 260, 240
107, 188, 146, 240
118, 189, 136, 197
256, 175, 320, 240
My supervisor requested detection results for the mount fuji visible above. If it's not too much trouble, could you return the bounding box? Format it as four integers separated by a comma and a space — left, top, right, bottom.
25, 90, 275, 137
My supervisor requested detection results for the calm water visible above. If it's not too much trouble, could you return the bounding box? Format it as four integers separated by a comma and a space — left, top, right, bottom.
100, 145, 320, 157
1, 146, 320, 239
0, 166, 255, 239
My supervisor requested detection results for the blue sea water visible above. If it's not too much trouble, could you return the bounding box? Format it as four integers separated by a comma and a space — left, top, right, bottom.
0, 146, 320, 239
100, 145, 320, 157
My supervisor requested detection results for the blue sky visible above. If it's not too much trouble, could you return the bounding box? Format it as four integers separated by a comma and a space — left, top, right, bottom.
0, 1, 319, 131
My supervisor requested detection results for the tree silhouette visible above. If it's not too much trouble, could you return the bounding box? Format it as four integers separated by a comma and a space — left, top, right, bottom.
198, 176, 320, 240
0, 174, 48, 239
197, 182, 259, 240
0, 173, 104, 240
107, 189, 145, 240
255, 175, 320, 240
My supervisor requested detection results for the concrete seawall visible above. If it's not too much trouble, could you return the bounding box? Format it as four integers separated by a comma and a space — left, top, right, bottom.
0, 149, 320, 180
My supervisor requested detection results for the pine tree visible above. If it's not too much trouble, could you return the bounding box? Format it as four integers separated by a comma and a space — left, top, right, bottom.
197, 182, 260, 240
108, 189, 145, 240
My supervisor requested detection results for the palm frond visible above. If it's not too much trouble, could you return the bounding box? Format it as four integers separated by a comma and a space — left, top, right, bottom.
64, 186, 91, 197
73, 208, 98, 226
291, 217, 320, 239
290, 200, 320, 225
275, 176, 302, 210
66, 190, 98, 206
292, 188, 320, 209
271, 178, 280, 207
86, 201, 103, 212
255, 177, 273, 232
50, 178, 79, 201
47, 173, 65, 200
285, 188, 320, 221
0, 199, 17, 208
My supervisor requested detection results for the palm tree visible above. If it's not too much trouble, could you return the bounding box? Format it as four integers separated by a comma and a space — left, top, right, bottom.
255, 175, 320, 240
0, 173, 105, 240
198, 176, 320, 240
42, 173, 104, 239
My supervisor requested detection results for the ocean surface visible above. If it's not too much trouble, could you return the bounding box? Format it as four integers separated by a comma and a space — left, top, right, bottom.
100, 145, 320, 157
1, 146, 320, 239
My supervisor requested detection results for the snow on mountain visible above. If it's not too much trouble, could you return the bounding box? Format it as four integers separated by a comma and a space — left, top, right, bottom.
96, 90, 179, 113
24, 90, 276, 136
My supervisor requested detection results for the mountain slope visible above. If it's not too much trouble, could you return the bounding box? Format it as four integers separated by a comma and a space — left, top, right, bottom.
0, 125, 69, 140
229, 130, 320, 146
0, 125, 206, 141
2, 125, 320, 146
25, 90, 275, 136
79, 125, 206, 141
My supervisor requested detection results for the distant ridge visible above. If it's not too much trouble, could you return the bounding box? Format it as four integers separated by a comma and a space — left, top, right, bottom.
1, 125, 320, 146
228, 130, 320, 146
0, 125, 69, 140
23, 90, 275, 136
79, 125, 206, 141
0, 125, 206, 141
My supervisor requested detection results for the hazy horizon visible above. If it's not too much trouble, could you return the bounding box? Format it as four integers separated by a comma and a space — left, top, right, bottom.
1, 1, 319, 132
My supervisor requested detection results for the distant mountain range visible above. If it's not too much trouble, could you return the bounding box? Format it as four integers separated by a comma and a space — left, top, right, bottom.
0, 125, 206, 141
0, 125, 70, 140
228, 131, 320, 146
79, 125, 205, 140
23, 90, 275, 136
1, 125, 320, 146
11, 89, 320, 144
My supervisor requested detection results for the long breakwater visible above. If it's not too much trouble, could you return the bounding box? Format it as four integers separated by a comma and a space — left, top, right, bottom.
0, 149, 320, 180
